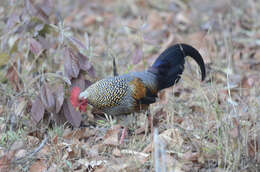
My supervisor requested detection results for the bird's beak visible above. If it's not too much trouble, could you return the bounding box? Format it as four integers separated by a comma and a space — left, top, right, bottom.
79, 90, 89, 100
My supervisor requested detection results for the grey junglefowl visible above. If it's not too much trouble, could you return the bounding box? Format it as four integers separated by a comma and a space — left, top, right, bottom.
70, 43, 206, 142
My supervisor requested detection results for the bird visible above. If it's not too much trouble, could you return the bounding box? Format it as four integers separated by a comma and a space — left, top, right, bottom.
70, 43, 206, 143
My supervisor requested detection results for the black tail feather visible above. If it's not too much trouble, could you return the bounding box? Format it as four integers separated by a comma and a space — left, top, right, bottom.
148, 43, 206, 90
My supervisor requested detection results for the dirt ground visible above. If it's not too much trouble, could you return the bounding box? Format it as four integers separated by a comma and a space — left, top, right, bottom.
0, 0, 259, 171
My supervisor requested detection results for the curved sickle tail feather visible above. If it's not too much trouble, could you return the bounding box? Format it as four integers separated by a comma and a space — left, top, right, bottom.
148, 43, 206, 91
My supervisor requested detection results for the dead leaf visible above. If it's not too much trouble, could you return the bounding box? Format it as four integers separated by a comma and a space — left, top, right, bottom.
25, 0, 49, 22
31, 96, 45, 123
143, 143, 153, 153
29, 159, 47, 172
159, 128, 184, 150
53, 84, 64, 113
78, 159, 106, 170
5, 62, 22, 91
242, 76, 254, 89
148, 11, 163, 30
83, 15, 97, 26
176, 12, 191, 25
40, 83, 55, 113
68, 36, 87, 51
27, 136, 40, 145
14, 149, 27, 159
107, 162, 131, 172
53, 107, 67, 125
63, 128, 95, 140
190, 105, 205, 114
248, 139, 258, 158
182, 151, 200, 162
121, 149, 150, 164
241, 74, 259, 96
103, 125, 121, 146
10, 140, 24, 151
30, 38, 43, 56
63, 99, 82, 127
5, 12, 20, 30
37, 36, 54, 50
242, 74, 259, 89
77, 52, 96, 78
135, 127, 145, 135
52, 135, 58, 144
83, 144, 99, 158
159, 32, 175, 61
47, 164, 58, 172
0, 151, 16, 172
229, 118, 239, 139
14, 98, 27, 117
71, 78, 85, 92
112, 148, 121, 157
64, 47, 80, 79
37, 0, 53, 17
37, 145, 51, 158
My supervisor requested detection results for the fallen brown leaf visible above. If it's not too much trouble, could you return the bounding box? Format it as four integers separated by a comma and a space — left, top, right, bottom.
31, 96, 45, 123
159, 128, 184, 150
5, 62, 22, 91
30, 38, 44, 56
103, 125, 121, 146
0, 151, 16, 172
148, 11, 163, 30
62, 99, 82, 127
63, 128, 95, 140
14, 149, 27, 160
121, 149, 150, 164
112, 148, 121, 157
37, 145, 51, 158
176, 12, 191, 25
182, 151, 200, 162
53, 84, 64, 113
64, 47, 80, 79
29, 159, 47, 172
83, 15, 97, 26
40, 83, 55, 113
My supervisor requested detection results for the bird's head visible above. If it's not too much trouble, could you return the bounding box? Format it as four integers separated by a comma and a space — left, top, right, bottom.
70, 87, 88, 112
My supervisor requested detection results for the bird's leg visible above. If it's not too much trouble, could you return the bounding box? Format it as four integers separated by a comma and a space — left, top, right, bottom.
118, 114, 129, 145
119, 112, 136, 145
147, 109, 154, 134
120, 126, 127, 145
143, 109, 153, 141
114, 115, 125, 145
143, 111, 149, 141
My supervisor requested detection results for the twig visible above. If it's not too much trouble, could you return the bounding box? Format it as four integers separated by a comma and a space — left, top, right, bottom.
12, 135, 49, 164
25, 72, 71, 91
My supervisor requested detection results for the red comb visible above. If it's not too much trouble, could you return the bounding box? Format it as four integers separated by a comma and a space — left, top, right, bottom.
70, 87, 88, 112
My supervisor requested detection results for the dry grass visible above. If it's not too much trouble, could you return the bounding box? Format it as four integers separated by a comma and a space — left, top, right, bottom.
0, 0, 259, 171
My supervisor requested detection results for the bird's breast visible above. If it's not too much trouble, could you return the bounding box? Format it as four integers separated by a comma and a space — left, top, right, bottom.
85, 73, 157, 115
86, 77, 129, 110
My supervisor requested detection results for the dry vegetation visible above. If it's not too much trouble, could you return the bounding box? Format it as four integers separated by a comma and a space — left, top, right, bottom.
0, 0, 260, 171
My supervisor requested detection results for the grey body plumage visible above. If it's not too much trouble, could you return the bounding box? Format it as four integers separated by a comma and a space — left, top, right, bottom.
80, 71, 158, 115
78, 44, 206, 116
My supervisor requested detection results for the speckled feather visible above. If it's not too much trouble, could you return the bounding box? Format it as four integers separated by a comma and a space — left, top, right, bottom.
78, 44, 206, 116
84, 71, 158, 115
